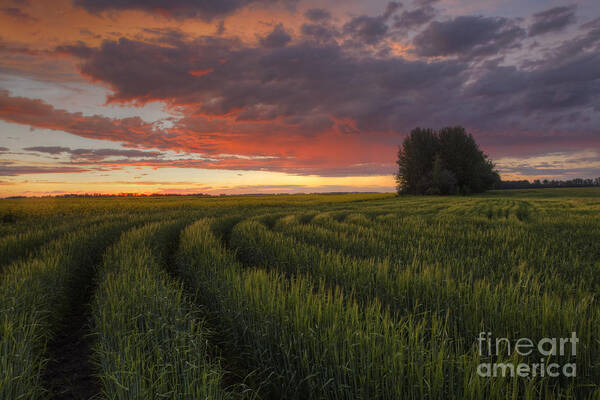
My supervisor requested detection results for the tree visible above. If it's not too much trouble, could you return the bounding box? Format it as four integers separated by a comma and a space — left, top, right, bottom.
396, 128, 438, 194
429, 154, 457, 195
396, 126, 499, 195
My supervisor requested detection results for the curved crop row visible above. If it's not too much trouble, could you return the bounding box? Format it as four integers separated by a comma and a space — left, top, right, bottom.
0, 213, 131, 271
229, 218, 600, 396
178, 219, 464, 399
174, 219, 594, 399
280, 211, 600, 294
91, 220, 227, 400
0, 218, 136, 399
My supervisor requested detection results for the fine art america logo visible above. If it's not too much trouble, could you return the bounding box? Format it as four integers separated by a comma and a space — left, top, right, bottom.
477, 332, 578, 378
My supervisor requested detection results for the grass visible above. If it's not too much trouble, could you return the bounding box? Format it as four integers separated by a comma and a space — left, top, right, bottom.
91, 220, 227, 399
0, 218, 137, 399
178, 219, 457, 399
226, 215, 599, 398
0, 188, 598, 399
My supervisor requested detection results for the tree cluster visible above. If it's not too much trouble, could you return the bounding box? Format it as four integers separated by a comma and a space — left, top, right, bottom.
396, 126, 499, 195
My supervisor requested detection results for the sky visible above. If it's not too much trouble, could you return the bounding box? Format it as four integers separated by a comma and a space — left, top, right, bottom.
0, 0, 599, 196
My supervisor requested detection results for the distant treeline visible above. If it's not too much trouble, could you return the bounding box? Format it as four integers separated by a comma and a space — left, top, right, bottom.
497, 178, 600, 190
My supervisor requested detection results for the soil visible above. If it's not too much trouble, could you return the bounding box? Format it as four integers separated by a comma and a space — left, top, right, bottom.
42, 283, 102, 399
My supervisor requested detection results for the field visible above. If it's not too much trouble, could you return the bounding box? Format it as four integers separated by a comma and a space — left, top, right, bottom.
1, 188, 599, 399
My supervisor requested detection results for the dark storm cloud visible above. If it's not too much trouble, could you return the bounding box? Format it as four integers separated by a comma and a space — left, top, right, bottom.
461, 49, 600, 144
529, 5, 577, 37
35, 0, 600, 165
469, 52, 600, 112
259, 24, 292, 48
383, 2, 402, 19
74, 0, 298, 20
64, 36, 239, 104
393, 4, 436, 30
55, 41, 94, 58
59, 36, 466, 132
304, 8, 331, 22
343, 15, 389, 45
0, 147, 9, 152
55, 22, 600, 140
300, 22, 339, 42
413, 15, 525, 58
548, 17, 600, 59
1, 0, 598, 184
581, 17, 600, 30
343, 2, 400, 45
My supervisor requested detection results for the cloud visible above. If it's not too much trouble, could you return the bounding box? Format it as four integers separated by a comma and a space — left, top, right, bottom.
2, 2, 598, 179
76, 158, 397, 177
58, 36, 466, 131
23, 146, 71, 155
383, 2, 402, 19
208, 183, 395, 194
343, 15, 390, 45
304, 8, 331, 22
0, 146, 9, 152
55, 42, 96, 58
529, 5, 577, 37
24, 146, 164, 160
0, 89, 399, 177
79, 28, 101, 39
50, 24, 600, 159
216, 20, 226, 35
0, 165, 88, 176
0, 89, 177, 150
0, 38, 84, 83
16, 150, 396, 177
393, 4, 436, 30
413, 15, 525, 58
300, 22, 339, 42
73, 0, 297, 21
467, 51, 600, 118
343, 3, 400, 45
259, 24, 292, 48
496, 150, 600, 179
1, 0, 598, 189
1, 7, 38, 22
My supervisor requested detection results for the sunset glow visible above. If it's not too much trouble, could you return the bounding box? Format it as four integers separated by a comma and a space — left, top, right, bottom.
1, 0, 599, 196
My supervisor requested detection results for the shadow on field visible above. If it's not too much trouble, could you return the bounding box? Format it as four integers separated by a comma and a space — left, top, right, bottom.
42, 271, 101, 399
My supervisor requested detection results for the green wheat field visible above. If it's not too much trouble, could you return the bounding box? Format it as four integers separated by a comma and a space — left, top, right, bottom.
1, 188, 599, 399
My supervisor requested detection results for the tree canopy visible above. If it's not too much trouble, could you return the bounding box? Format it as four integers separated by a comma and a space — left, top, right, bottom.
396, 126, 499, 195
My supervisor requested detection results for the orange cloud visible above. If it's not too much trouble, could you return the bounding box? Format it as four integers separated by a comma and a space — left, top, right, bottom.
0, 90, 398, 177
189, 68, 214, 77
